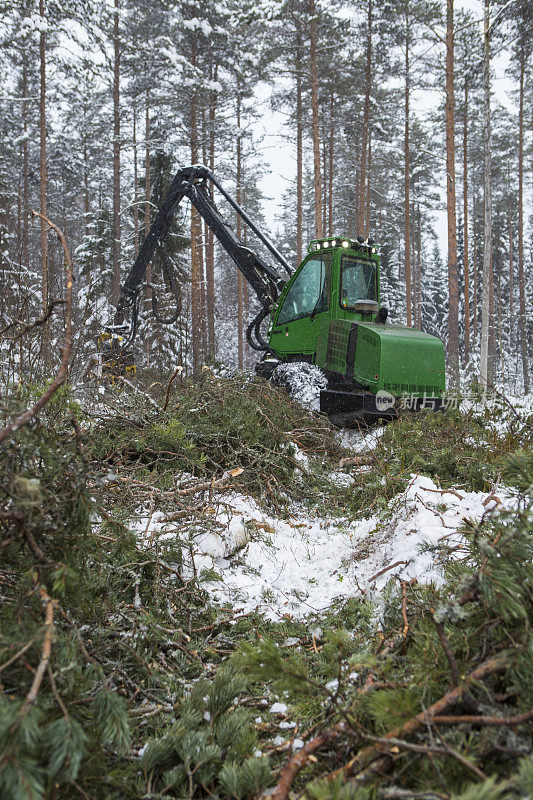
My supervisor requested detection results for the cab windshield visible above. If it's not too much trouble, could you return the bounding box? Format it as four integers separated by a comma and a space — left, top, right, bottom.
340, 257, 377, 308
276, 254, 331, 324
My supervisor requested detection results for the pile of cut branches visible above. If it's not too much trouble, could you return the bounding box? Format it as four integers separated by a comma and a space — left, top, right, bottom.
86, 371, 342, 508
236, 468, 533, 800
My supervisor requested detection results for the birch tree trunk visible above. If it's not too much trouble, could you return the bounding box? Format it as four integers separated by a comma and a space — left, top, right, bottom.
517, 43, 530, 392
309, 0, 323, 238
446, 0, 459, 386
479, 0, 492, 390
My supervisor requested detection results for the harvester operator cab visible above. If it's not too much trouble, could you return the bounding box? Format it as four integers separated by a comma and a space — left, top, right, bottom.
268, 236, 381, 360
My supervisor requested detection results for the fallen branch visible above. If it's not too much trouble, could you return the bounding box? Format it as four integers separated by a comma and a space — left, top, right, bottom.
163, 366, 183, 411
360, 733, 487, 781
368, 560, 411, 585
421, 487, 464, 500
0, 637, 37, 674
270, 728, 343, 800
0, 213, 74, 443
325, 653, 510, 784
112, 375, 161, 410
432, 709, 533, 726
432, 619, 461, 687
11, 588, 56, 731
0, 298, 65, 337
400, 581, 409, 638
381, 790, 449, 800
175, 468, 244, 496
338, 454, 377, 469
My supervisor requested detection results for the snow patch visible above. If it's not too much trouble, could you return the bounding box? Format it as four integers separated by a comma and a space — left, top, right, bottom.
131, 475, 517, 622
270, 702, 288, 714
272, 362, 327, 411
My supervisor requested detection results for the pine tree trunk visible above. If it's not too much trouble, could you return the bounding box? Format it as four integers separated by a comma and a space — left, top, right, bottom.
472, 187, 478, 340
190, 45, 202, 377
358, 0, 372, 235
21, 59, 29, 270
205, 65, 217, 359
145, 92, 150, 238
133, 106, 139, 259
479, 0, 492, 389
322, 137, 327, 234
144, 91, 151, 361
517, 44, 530, 392
328, 97, 334, 236
296, 50, 303, 263
416, 203, 422, 328
83, 144, 90, 238
463, 78, 470, 361
508, 202, 513, 319
365, 131, 371, 237
446, 0, 459, 386
236, 91, 244, 371
404, 1, 412, 327
112, 0, 121, 303
199, 107, 207, 359
39, 0, 48, 365
309, 0, 323, 238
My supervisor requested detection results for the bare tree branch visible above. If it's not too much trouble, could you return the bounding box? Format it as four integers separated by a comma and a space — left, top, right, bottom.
0, 213, 74, 443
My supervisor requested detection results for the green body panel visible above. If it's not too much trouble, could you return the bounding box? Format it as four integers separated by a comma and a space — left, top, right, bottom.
316, 319, 446, 398
267, 238, 446, 398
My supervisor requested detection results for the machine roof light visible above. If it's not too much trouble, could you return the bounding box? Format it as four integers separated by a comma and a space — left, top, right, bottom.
315, 243, 321, 249
342, 240, 349, 248
323, 240, 329, 247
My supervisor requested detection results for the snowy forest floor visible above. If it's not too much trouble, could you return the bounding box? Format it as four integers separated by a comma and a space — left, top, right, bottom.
1, 373, 532, 800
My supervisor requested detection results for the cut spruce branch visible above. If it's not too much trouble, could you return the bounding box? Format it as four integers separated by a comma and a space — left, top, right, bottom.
0, 213, 73, 443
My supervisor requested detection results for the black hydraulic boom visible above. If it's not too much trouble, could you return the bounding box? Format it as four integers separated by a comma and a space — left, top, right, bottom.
111, 164, 292, 352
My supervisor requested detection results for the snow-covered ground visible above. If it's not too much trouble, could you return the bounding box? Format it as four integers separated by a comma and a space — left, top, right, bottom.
133, 471, 517, 621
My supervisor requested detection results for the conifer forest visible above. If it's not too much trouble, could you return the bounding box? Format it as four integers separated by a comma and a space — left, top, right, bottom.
0, 0, 532, 798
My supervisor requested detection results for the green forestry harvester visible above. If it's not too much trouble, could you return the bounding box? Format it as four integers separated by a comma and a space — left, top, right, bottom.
100, 165, 445, 422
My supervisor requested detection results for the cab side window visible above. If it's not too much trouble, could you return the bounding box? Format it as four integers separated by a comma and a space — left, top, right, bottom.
277, 255, 330, 324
